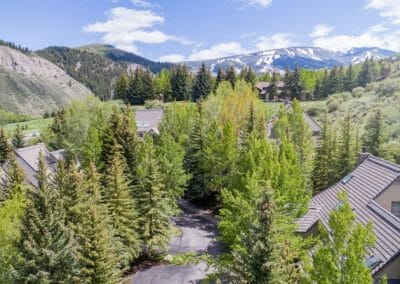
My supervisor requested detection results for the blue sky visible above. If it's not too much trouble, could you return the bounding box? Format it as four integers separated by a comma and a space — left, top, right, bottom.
1, 0, 399, 61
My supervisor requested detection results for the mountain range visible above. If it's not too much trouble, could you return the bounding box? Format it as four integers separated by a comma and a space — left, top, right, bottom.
0, 41, 397, 116
185, 47, 397, 74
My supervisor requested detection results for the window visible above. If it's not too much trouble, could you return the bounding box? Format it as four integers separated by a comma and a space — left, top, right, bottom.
365, 256, 381, 269
341, 174, 353, 184
391, 202, 400, 218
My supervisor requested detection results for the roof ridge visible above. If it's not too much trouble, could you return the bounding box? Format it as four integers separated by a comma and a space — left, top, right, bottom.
15, 143, 46, 153
367, 155, 400, 173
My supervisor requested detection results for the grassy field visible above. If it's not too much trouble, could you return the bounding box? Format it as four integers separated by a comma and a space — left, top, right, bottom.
263, 100, 325, 118
3, 118, 53, 136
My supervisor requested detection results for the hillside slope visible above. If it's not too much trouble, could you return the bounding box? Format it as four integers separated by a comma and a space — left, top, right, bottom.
0, 46, 90, 116
302, 59, 400, 162
186, 47, 397, 74
79, 44, 172, 72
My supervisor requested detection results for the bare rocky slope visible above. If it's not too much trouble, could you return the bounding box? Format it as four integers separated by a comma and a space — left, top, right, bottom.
0, 46, 90, 116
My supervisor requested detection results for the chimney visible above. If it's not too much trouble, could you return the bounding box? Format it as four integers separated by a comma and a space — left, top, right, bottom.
358, 146, 370, 165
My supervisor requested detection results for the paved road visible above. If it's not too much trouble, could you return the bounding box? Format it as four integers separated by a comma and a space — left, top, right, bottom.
131, 202, 220, 284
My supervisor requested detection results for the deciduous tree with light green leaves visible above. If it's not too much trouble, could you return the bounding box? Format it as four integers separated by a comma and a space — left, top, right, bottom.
311, 192, 375, 284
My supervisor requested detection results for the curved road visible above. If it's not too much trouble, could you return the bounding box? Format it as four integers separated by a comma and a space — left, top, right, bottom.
131, 201, 220, 284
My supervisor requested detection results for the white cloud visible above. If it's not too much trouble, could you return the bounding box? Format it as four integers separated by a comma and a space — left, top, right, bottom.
83, 7, 188, 54
309, 24, 334, 38
366, 0, 400, 24
158, 54, 185, 62
131, 0, 153, 8
246, 0, 272, 8
188, 42, 248, 61
312, 29, 400, 52
255, 33, 295, 51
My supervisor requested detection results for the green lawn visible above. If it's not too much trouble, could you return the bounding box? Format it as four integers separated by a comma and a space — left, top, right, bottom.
3, 118, 53, 136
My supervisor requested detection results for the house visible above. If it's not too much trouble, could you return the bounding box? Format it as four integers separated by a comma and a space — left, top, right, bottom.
255, 81, 285, 101
297, 153, 400, 281
136, 109, 164, 137
1, 143, 66, 188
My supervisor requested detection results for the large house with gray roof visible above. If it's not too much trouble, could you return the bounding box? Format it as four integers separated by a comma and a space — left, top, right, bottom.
1, 143, 66, 188
298, 154, 400, 281
136, 109, 164, 136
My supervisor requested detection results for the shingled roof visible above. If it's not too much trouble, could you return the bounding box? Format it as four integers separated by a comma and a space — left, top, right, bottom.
136, 109, 164, 135
297, 155, 400, 275
1, 143, 66, 187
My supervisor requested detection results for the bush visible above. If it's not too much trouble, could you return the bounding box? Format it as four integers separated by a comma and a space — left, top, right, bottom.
144, 100, 164, 109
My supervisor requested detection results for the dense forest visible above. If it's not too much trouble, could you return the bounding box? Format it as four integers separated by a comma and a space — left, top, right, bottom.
0, 73, 380, 282
37, 47, 127, 100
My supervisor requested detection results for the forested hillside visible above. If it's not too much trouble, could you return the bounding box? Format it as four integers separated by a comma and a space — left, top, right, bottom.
37, 46, 127, 100
79, 44, 172, 72
303, 58, 400, 164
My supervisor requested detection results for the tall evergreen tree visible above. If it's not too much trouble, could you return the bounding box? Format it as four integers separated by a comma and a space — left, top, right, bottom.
244, 66, 257, 89
225, 65, 237, 88
344, 64, 356, 92
74, 163, 121, 283
17, 153, 77, 282
12, 124, 24, 148
185, 100, 207, 199
363, 110, 387, 156
358, 59, 372, 87
114, 73, 129, 101
171, 64, 191, 101
192, 62, 212, 101
128, 68, 145, 105
215, 66, 224, 90
290, 65, 303, 99
337, 113, 357, 178
142, 68, 155, 101
156, 132, 189, 214
134, 135, 171, 256
103, 147, 141, 265
0, 127, 10, 165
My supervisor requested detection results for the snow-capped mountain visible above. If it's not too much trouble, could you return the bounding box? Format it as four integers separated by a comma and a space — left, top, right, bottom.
185, 47, 397, 74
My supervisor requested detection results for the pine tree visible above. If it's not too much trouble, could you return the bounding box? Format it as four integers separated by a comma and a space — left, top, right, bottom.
12, 124, 24, 148
185, 100, 207, 199
358, 59, 372, 87
311, 192, 375, 284
344, 64, 355, 92
171, 64, 191, 101
156, 132, 189, 214
225, 65, 237, 88
312, 114, 336, 192
143, 68, 155, 101
0, 127, 10, 165
269, 73, 278, 101
114, 73, 129, 101
17, 152, 77, 282
103, 147, 141, 265
192, 62, 212, 101
245, 66, 257, 89
100, 107, 122, 171
337, 113, 357, 178
74, 163, 121, 283
290, 65, 303, 99
225, 183, 276, 283
134, 135, 171, 256
288, 99, 313, 177
119, 106, 140, 178
215, 66, 224, 90
363, 110, 387, 156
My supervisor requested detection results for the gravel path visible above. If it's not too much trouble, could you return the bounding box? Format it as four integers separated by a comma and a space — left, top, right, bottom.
131, 201, 220, 284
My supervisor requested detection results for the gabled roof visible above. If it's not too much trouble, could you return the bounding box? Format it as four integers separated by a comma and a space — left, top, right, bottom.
2, 143, 66, 187
136, 109, 164, 134
297, 155, 400, 275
